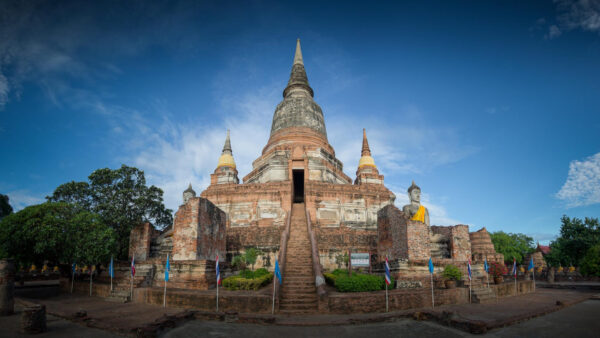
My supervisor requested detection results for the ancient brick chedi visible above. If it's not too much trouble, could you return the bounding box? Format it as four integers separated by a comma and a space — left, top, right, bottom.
129, 40, 503, 289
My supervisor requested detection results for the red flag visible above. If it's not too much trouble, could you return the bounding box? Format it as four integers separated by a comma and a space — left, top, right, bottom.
131, 256, 136, 277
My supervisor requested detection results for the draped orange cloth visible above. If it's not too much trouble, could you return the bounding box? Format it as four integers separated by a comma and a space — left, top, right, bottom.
411, 205, 426, 223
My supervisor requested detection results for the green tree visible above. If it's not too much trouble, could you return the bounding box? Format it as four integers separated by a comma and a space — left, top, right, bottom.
232, 248, 262, 271
0, 194, 13, 220
545, 216, 600, 267
0, 202, 117, 266
490, 231, 535, 264
48, 165, 173, 259
580, 245, 600, 277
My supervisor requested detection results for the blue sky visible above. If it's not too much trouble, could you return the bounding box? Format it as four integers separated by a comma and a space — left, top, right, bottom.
1, 0, 599, 244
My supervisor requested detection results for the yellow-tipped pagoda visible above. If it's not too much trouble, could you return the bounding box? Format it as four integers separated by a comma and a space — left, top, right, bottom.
211, 130, 239, 185
355, 128, 384, 185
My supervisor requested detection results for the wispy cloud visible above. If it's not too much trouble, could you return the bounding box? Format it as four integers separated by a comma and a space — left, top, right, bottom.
556, 152, 600, 207
543, 0, 600, 39
527, 232, 557, 245
327, 105, 479, 177
3, 189, 45, 211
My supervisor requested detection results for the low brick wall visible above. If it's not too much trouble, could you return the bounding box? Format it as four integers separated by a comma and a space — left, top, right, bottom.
493, 279, 534, 297
327, 287, 469, 314
136, 288, 273, 314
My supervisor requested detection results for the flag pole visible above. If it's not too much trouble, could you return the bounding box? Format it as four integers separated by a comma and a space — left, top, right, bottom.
532, 268, 535, 292
514, 269, 517, 296
110, 256, 113, 292
272, 275, 276, 315
130, 270, 134, 301
430, 272, 434, 308
71, 264, 75, 294
385, 282, 389, 312
216, 280, 219, 312
89, 267, 93, 296
163, 278, 167, 308
469, 279, 472, 304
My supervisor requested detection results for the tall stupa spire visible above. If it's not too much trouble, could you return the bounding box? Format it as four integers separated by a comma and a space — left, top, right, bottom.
283, 38, 314, 98
222, 129, 232, 155
217, 130, 236, 168
293, 38, 304, 66
268, 39, 327, 141
361, 128, 371, 156
358, 128, 376, 169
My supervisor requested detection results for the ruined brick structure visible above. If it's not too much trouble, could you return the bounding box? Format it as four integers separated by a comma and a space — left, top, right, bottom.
469, 227, 504, 264
129, 39, 504, 293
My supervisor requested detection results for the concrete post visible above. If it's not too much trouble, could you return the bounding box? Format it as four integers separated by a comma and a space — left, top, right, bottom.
0, 259, 15, 316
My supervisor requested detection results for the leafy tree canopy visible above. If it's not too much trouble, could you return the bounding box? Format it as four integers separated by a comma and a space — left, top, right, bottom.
47, 165, 173, 259
489, 231, 535, 264
0, 202, 117, 266
545, 215, 600, 268
0, 194, 13, 220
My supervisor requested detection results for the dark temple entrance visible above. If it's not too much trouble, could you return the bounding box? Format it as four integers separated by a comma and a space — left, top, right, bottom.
292, 169, 304, 203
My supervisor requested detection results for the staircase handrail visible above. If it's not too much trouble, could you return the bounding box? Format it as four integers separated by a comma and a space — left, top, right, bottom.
275, 210, 291, 309
305, 208, 327, 299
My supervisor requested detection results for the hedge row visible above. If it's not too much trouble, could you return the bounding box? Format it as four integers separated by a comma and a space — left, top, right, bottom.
222, 269, 273, 291
324, 269, 394, 292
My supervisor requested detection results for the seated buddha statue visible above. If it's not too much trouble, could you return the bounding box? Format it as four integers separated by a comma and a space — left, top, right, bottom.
402, 181, 430, 227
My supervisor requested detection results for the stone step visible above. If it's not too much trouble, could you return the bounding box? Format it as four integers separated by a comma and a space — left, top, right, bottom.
281, 286, 316, 292
279, 303, 318, 311
280, 298, 318, 305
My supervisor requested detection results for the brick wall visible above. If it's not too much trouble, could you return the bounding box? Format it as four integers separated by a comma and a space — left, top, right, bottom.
129, 223, 159, 261
377, 205, 408, 261
327, 287, 469, 313
172, 198, 226, 261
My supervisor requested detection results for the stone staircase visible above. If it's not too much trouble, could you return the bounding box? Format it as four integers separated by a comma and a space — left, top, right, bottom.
470, 285, 496, 304
279, 203, 318, 314
105, 288, 131, 303
102, 263, 155, 303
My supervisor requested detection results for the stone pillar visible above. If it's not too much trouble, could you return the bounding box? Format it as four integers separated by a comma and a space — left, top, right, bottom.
21, 304, 46, 334
172, 197, 226, 261
0, 259, 15, 316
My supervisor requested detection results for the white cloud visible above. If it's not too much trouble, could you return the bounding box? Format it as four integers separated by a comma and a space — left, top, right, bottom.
556, 152, 600, 207
4, 190, 45, 211
546, 24, 563, 39
527, 232, 557, 245
556, 0, 600, 33
326, 105, 479, 177
104, 85, 278, 212
0, 72, 8, 109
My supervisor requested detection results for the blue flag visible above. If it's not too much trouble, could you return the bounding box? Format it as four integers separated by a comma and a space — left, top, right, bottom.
165, 254, 170, 282
528, 257, 534, 271
384, 258, 391, 285
428, 258, 434, 274
109, 256, 114, 278
72, 262, 76, 275
274, 260, 282, 284
484, 258, 489, 273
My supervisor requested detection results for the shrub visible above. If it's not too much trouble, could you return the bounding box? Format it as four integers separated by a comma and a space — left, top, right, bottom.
335, 274, 385, 292
253, 268, 269, 277
239, 269, 254, 279
488, 261, 507, 278
222, 272, 273, 291
442, 264, 462, 281
325, 269, 394, 292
